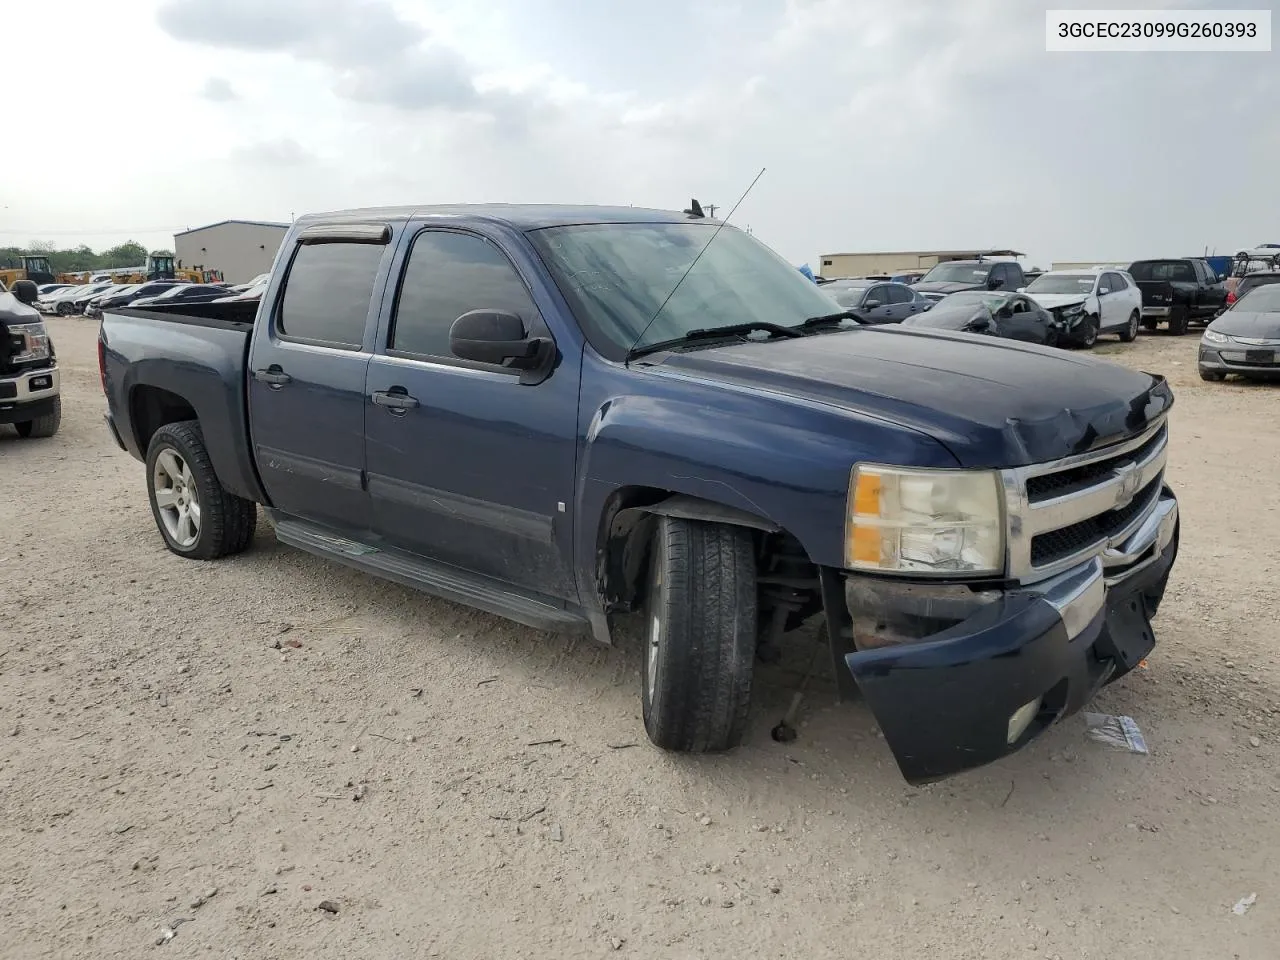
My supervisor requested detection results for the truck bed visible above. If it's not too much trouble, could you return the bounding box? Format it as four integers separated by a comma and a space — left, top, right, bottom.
100, 303, 266, 504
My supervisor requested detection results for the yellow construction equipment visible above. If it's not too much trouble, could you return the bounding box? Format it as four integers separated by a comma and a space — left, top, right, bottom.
0, 255, 57, 287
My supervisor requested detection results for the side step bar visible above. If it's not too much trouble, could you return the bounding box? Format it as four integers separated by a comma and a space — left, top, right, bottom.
270, 513, 591, 635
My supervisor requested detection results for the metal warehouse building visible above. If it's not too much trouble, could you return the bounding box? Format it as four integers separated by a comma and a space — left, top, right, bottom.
818, 249, 1024, 279
174, 219, 290, 284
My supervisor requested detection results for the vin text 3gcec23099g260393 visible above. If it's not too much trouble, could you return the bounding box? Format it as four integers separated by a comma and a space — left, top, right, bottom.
98, 201, 1179, 783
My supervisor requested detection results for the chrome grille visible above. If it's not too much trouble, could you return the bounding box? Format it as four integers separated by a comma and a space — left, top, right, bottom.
1002, 417, 1169, 582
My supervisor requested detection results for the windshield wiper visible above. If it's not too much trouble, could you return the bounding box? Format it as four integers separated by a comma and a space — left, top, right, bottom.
798, 310, 864, 330
625, 321, 803, 361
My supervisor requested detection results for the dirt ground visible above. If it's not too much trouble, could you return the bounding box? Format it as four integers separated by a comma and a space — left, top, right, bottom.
1, 317, 1277, 960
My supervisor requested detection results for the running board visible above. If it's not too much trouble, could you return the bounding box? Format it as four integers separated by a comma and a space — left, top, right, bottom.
270, 514, 591, 635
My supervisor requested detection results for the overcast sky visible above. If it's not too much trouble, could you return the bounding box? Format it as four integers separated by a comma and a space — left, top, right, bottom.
7, 0, 1277, 268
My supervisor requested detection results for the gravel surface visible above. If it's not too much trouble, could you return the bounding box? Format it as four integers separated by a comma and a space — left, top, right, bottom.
2, 318, 1278, 959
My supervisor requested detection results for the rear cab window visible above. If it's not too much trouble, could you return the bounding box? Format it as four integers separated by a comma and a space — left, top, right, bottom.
276, 238, 387, 349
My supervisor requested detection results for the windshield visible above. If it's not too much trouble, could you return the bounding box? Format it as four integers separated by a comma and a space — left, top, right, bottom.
1128, 261, 1195, 282
1026, 274, 1095, 295
529, 222, 842, 357
921, 262, 991, 284
1234, 284, 1280, 313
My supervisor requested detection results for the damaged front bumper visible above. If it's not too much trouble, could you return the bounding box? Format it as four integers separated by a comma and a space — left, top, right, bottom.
833, 487, 1178, 784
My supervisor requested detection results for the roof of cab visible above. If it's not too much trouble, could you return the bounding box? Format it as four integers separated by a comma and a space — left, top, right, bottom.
294, 204, 708, 230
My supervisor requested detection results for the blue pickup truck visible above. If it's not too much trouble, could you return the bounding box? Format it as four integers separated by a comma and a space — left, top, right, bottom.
99, 204, 1180, 783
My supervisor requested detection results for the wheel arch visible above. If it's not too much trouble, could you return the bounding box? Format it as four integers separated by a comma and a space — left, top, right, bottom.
129, 384, 197, 454
594, 486, 785, 621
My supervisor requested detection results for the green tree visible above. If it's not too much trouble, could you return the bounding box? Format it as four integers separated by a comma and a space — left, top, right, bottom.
101, 241, 148, 269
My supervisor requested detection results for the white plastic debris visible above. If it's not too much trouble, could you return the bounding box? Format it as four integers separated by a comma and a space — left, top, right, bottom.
1083, 713, 1149, 754
1232, 892, 1257, 916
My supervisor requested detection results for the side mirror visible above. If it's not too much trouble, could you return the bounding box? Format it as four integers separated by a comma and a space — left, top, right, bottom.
1016, 286, 1026, 293
863, 299, 882, 309
11, 279, 38, 305
449, 309, 551, 375
967, 316, 991, 332
1098, 287, 1110, 295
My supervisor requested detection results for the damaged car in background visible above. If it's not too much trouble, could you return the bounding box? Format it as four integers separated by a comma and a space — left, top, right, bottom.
901, 290, 1058, 344
100, 202, 1179, 784
1024, 269, 1143, 347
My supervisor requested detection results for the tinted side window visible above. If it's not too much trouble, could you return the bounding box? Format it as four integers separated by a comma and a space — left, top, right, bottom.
1109, 272, 1127, 291
392, 231, 538, 360
864, 285, 890, 305
886, 283, 912, 304
278, 241, 384, 348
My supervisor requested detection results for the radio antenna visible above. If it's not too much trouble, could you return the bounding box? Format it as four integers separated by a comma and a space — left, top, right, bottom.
625, 167, 766, 364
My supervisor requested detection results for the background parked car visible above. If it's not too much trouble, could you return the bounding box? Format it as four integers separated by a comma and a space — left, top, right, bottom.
1024, 269, 1143, 345
95, 281, 185, 313
821, 279, 932, 324
1198, 282, 1280, 382
1127, 258, 1227, 334
85, 285, 140, 319
213, 275, 269, 303
904, 290, 1058, 344
67, 284, 129, 316
913, 259, 1028, 302
131, 283, 231, 308
43, 283, 115, 315
37, 283, 72, 298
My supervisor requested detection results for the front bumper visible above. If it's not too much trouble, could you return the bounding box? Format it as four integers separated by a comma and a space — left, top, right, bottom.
841, 487, 1178, 784
1199, 343, 1280, 376
0, 366, 60, 425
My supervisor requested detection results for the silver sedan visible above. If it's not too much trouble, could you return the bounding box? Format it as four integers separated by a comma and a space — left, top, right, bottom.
1198, 282, 1280, 382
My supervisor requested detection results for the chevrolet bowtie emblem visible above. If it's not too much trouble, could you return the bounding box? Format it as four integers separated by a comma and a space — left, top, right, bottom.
1113, 463, 1141, 509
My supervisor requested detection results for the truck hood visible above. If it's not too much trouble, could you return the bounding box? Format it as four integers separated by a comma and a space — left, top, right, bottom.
1027, 293, 1088, 310
653, 327, 1173, 468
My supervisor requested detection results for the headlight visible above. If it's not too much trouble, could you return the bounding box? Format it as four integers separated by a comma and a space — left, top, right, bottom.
1060, 303, 1085, 317
845, 464, 1005, 576
1203, 328, 1230, 344
6, 322, 52, 362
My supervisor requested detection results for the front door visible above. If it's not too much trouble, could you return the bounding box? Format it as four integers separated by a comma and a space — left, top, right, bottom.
247, 229, 393, 534
363, 227, 580, 601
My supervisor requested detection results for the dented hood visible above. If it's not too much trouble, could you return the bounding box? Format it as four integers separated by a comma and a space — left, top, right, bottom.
655, 326, 1173, 468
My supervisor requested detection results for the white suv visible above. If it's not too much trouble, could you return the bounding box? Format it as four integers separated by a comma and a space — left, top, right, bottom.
1023, 268, 1144, 347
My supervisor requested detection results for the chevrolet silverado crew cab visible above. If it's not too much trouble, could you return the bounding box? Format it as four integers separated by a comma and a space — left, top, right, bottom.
99, 204, 1179, 784
2, 280, 61, 438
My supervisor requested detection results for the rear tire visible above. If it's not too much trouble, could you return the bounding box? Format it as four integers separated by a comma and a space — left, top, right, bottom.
1168, 306, 1190, 336
14, 397, 61, 438
641, 516, 757, 753
1119, 310, 1140, 343
145, 420, 257, 560
1141, 317, 1159, 331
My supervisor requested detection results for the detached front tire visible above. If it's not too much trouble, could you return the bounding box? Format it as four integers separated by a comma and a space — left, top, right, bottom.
14, 397, 61, 438
642, 516, 757, 753
145, 420, 257, 560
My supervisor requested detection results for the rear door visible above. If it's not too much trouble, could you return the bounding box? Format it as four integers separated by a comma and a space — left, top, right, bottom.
363, 226, 580, 601
247, 223, 394, 535
884, 283, 915, 321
